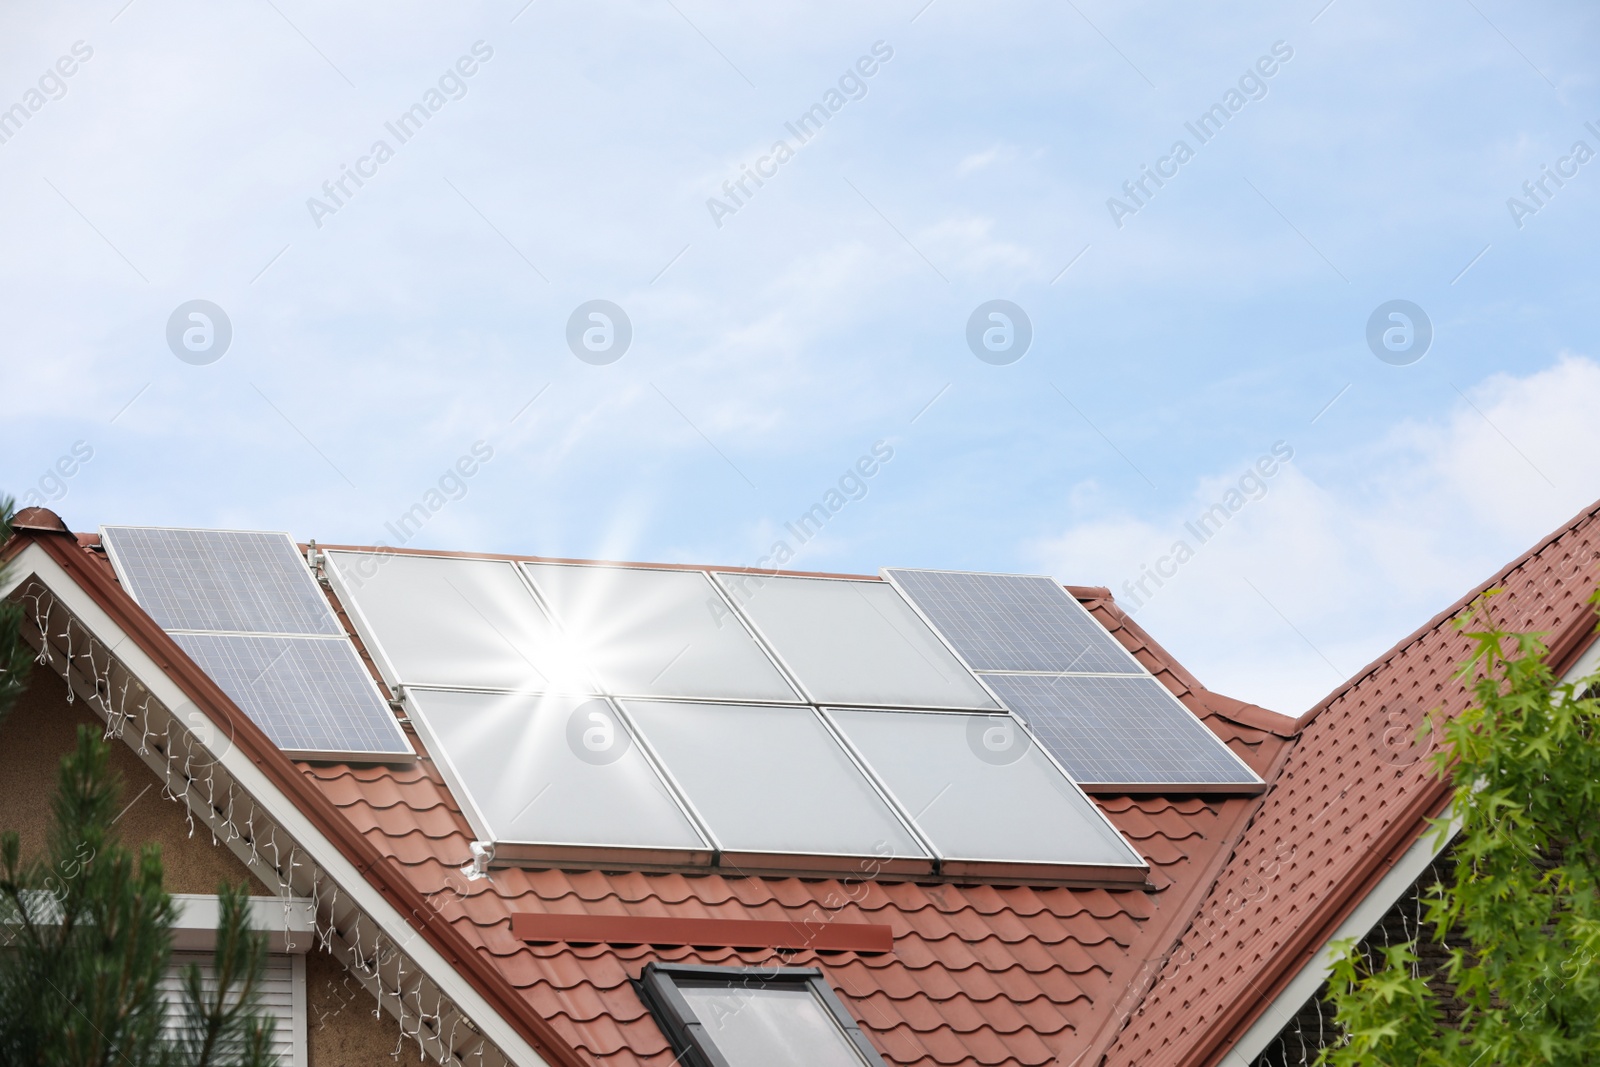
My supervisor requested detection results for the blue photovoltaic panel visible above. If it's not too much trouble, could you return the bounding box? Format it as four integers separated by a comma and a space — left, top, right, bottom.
102, 527, 339, 636
981, 673, 1260, 787
884, 569, 1142, 674
171, 633, 412, 759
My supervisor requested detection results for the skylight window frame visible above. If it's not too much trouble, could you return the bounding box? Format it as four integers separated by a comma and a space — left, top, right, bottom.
710, 572, 1000, 712
634, 962, 888, 1067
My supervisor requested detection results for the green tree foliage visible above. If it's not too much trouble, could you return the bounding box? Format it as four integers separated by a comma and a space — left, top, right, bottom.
0, 496, 35, 730
0, 727, 277, 1066
1319, 594, 1600, 1066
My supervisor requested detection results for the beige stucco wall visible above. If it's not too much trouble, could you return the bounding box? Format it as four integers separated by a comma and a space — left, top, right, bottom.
0, 666, 405, 1065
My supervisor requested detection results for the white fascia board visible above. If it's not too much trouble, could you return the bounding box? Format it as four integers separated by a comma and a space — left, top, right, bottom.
3, 544, 551, 1067
1218, 815, 1456, 1067
170, 894, 316, 954
1562, 639, 1600, 684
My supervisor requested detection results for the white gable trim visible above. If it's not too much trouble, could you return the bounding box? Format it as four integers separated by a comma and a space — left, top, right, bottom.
3, 543, 552, 1067
1219, 819, 1453, 1066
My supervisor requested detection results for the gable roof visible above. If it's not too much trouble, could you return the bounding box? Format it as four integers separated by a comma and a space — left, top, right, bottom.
11, 502, 1595, 1067
1104, 498, 1600, 1067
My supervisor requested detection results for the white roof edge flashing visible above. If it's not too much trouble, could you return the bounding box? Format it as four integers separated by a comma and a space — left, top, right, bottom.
1226, 631, 1599, 1064
3, 543, 552, 1067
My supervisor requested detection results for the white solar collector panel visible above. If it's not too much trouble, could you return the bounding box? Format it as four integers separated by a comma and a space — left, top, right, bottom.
523, 563, 801, 703
405, 688, 709, 864
324, 551, 587, 693
622, 700, 931, 870
713, 573, 997, 710
825, 707, 1147, 878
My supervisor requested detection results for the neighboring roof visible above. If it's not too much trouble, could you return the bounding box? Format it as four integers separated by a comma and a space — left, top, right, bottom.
1105, 498, 1600, 1067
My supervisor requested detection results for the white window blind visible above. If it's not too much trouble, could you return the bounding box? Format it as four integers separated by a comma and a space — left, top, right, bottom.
160, 951, 306, 1066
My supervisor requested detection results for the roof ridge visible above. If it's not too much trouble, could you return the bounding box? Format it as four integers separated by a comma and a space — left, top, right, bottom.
1290, 494, 1600, 731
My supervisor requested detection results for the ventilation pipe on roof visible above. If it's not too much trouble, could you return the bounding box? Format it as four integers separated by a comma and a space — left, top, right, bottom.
462, 841, 493, 881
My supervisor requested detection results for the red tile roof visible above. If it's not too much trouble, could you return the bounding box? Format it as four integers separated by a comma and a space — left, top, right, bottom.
1104, 498, 1600, 1067
300, 757, 1267, 1066
37, 506, 1598, 1067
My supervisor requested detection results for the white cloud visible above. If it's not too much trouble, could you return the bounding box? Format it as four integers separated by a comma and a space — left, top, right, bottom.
1030, 354, 1600, 716
957, 146, 1001, 175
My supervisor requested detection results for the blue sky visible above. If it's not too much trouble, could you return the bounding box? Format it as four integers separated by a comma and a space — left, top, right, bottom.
4, 0, 1599, 715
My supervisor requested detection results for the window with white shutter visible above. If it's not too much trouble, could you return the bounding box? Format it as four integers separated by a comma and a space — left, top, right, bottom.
159, 950, 308, 1066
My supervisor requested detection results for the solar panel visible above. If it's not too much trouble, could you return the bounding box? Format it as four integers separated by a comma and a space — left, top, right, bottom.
980, 673, 1260, 788
825, 708, 1146, 877
883, 568, 1140, 674
523, 563, 800, 702
170, 633, 412, 760
101, 527, 339, 636
712, 574, 997, 709
405, 689, 709, 862
622, 700, 929, 867
324, 551, 588, 692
